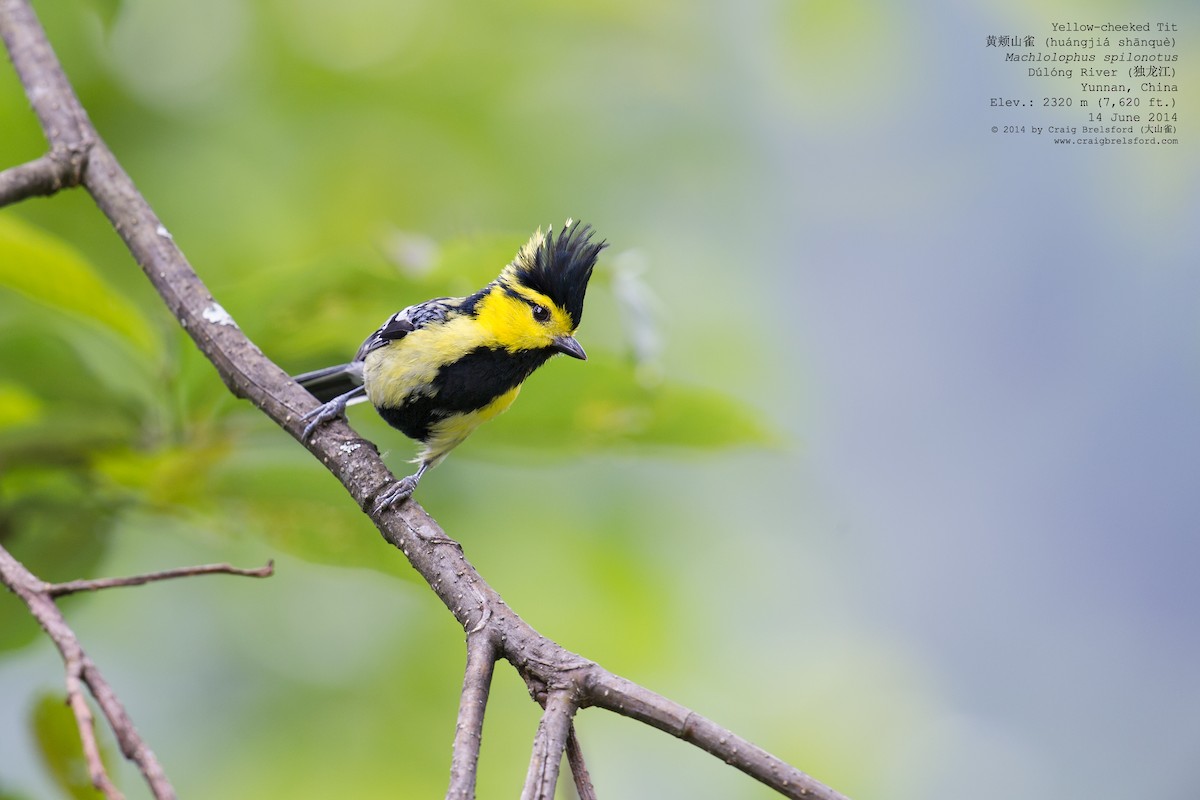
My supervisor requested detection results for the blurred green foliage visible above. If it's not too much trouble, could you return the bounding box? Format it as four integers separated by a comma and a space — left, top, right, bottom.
0, 207, 771, 575
0, 2, 793, 797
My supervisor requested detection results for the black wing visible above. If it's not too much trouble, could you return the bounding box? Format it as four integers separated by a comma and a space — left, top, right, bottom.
354, 298, 455, 362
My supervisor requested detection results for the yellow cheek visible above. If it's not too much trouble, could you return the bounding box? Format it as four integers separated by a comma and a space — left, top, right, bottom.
489, 303, 533, 347
476, 292, 566, 352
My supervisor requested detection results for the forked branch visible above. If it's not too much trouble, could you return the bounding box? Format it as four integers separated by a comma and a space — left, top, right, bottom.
0, 544, 271, 799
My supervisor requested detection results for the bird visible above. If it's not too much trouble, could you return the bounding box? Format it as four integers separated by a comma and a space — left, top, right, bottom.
295, 220, 606, 511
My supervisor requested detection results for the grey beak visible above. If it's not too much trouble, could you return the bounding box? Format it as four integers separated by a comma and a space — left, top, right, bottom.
551, 335, 587, 360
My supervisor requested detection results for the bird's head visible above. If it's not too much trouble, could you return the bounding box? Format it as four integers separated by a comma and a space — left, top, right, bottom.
480, 220, 606, 359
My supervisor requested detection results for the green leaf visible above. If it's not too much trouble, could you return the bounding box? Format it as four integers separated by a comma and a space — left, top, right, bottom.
30, 691, 114, 799
0, 215, 158, 356
446, 355, 777, 458
1, 465, 116, 560
92, 438, 233, 509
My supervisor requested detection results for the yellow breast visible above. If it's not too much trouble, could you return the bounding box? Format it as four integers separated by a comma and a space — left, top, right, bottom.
418, 384, 522, 466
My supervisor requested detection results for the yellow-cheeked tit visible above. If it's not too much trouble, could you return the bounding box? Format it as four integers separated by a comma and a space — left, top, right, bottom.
296, 220, 606, 510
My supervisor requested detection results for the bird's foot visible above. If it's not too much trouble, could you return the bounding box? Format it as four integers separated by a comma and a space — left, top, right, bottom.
301, 398, 349, 441
370, 464, 429, 514
372, 474, 420, 514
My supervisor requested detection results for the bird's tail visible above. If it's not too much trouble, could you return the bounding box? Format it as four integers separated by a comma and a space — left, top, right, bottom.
293, 363, 366, 403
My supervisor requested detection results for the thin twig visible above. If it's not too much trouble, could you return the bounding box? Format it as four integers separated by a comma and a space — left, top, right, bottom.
81, 657, 176, 798
566, 724, 597, 800
446, 631, 498, 800
46, 561, 275, 598
522, 689, 579, 800
0, 544, 175, 800
65, 659, 124, 799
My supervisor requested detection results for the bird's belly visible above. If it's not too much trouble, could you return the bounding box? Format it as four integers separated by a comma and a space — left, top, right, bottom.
420, 385, 522, 466
365, 336, 549, 463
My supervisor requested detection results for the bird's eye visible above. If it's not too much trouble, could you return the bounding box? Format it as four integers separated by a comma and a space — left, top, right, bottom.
531, 304, 551, 323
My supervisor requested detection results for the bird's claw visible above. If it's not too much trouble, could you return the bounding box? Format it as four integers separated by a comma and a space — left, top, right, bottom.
301, 399, 347, 441
372, 476, 419, 514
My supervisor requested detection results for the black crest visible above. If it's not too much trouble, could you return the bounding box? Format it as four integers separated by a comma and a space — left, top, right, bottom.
502, 221, 606, 328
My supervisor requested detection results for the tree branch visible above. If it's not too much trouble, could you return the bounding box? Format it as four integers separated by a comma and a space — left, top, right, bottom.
522, 689, 579, 800
64, 662, 123, 800
566, 725, 597, 800
0, 1, 852, 798
446, 631, 498, 800
0, 152, 81, 206
583, 670, 843, 797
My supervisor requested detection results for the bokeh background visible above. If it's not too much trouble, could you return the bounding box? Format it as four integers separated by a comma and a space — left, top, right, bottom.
2, 0, 1198, 798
